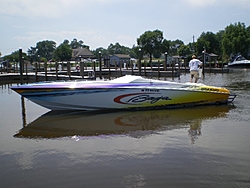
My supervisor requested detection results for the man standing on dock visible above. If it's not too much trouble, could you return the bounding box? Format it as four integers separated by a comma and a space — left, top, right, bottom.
189, 55, 202, 83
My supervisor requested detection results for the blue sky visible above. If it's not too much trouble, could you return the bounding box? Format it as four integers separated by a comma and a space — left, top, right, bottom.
0, 0, 250, 56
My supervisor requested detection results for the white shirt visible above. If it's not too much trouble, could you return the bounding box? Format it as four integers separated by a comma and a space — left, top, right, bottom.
189, 59, 202, 71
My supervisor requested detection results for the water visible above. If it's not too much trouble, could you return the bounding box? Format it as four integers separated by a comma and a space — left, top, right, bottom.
1, 70, 250, 188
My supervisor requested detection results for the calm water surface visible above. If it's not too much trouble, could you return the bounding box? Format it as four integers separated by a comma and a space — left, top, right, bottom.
1, 70, 250, 188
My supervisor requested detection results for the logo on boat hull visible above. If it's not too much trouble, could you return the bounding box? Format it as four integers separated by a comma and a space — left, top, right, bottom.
114, 93, 171, 105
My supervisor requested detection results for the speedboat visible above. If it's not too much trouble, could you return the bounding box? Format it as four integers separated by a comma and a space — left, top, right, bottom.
228, 55, 250, 68
11, 75, 236, 111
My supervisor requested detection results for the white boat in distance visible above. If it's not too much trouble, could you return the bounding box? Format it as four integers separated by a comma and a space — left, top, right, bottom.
11, 75, 236, 111
228, 55, 250, 68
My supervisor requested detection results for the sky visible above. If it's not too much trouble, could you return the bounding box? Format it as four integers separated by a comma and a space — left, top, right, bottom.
0, 0, 250, 56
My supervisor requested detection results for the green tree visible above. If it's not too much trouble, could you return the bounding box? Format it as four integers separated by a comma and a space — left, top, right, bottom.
4, 50, 27, 62
215, 30, 225, 59
137, 29, 164, 62
153, 39, 170, 58
196, 32, 220, 54
161, 39, 170, 54
63, 39, 70, 45
108, 43, 123, 54
222, 22, 250, 59
93, 47, 108, 59
70, 38, 89, 49
129, 45, 137, 58
53, 43, 72, 61
168, 39, 184, 56
131, 46, 141, 59
247, 25, 250, 33
107, 42, 133, 56
178, 44, 192, 57
27, 46, 37, 63
36, 40, 56, 62
196, 36, 209, 54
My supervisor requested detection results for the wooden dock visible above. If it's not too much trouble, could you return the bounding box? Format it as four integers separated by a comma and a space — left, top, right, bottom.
0, 67, 230, 83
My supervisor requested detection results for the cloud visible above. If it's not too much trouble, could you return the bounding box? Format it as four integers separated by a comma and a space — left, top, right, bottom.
1, 0, 249, 56
0, 0, 82, 18
1, 0, 250, 20
184, 0, 217, 7
0, 0, 142, 19
11, 29, 136, 53
12, 30, 111, 49
232, 0, 250, 9
183, 0, 250, 9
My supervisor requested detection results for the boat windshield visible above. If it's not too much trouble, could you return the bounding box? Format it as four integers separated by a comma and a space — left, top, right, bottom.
235, 56, 246, 61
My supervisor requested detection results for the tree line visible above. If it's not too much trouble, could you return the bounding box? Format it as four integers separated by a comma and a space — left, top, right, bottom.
2, 22, 250, 63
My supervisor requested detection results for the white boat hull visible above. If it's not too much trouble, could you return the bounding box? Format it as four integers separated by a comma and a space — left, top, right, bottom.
11, 75, 234, 111
228, 56, 250, 68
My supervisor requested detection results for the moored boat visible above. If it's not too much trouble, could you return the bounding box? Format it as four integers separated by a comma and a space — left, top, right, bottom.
11, 75, 236, 111
228, 55, 250, 68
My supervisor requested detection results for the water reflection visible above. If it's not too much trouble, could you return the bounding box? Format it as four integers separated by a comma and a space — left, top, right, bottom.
14, 105, 233, 140
188, 119, 202, 144
21, 96, 27, 127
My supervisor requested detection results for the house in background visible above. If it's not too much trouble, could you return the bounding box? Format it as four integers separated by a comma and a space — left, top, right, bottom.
109, 54, 131, 67
206, 53, 218, 62
72, 48, 95, 61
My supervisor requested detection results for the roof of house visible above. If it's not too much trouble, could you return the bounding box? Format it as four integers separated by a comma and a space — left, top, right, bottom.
208, 53, 218, 57
72, 48, 95, 58
111, 54, 130, 59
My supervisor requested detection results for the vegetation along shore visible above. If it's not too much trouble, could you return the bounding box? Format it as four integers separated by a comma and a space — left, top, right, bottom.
0, 22, 250, 72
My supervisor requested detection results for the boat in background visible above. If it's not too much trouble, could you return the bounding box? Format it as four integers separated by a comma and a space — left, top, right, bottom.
228, 55, 250, 68
11, 75, 236, 111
